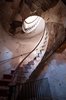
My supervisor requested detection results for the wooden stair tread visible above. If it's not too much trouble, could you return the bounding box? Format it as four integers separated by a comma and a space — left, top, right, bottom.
0, 79, 11, 82
0, 86, 9, 97
0, 86, 9, 90
0, 79, 11, 86
3, 74, 12, 79
0, 97, 8, 100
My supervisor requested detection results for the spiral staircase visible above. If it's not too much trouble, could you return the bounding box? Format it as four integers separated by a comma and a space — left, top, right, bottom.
0, 19, 66, 100
0, 17, 66, 100
0, 15, 50, 100
0, 0, 66, 100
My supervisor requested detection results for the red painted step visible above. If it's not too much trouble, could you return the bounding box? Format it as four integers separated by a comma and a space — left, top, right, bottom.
0, 79, 11, 86
0, 86, 9, 97
3, 74, 12, 80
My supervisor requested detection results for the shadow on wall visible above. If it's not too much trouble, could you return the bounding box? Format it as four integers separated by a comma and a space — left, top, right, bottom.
0, 0, 21, 31
62, 0, 66, 5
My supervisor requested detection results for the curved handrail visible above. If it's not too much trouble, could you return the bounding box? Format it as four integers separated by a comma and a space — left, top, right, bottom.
17, 28, 45, 68
0, 52, 30, 65
0, 24, 45, 77
9, 26, 48, 100
27, 38, 66, 81
9, 35, 66, 100
11, 27, 45, 81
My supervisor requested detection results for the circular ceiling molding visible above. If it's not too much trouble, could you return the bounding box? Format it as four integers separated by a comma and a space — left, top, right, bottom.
22, 15, 45, 34
62, 0, 66, 5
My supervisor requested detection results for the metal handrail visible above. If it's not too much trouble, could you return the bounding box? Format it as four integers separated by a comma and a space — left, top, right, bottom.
0, 52, 30, 65
8, 26, 46, 100
28, 37, 66, 80
17, 29, 45, 68
8, 27, 66, 100
10, 26, 45, 84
